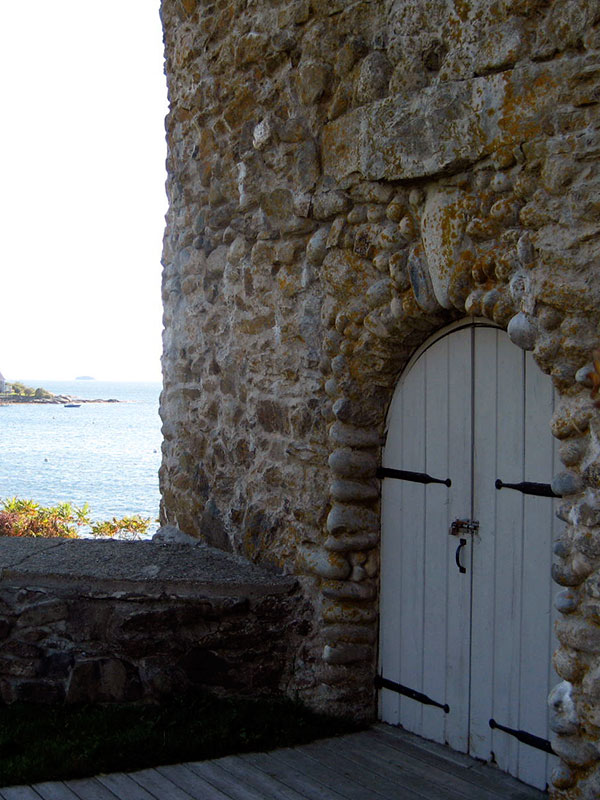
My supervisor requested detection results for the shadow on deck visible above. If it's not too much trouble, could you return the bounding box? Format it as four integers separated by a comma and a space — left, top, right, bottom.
0, 723, 547, 799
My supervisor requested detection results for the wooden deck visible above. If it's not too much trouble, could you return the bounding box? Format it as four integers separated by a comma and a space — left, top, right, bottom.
0, 724, 547, 800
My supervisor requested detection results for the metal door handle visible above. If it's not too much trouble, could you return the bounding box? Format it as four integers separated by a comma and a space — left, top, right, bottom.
455, 538, 467, 574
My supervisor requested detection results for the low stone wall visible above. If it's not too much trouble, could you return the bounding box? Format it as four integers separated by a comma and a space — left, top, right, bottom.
0, 537, 300, 704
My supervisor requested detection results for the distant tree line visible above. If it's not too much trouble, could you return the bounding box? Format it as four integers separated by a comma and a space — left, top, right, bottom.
2, 382, 54, 399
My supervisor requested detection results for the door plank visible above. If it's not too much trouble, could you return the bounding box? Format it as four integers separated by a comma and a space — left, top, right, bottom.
421, 336, 452, 746
379, 366, 406, 726
444, 327, 474, 753
492, 335, 527, 779
470, 327, 500, 763
398, 354, 427, 736
515, 351, 557, 789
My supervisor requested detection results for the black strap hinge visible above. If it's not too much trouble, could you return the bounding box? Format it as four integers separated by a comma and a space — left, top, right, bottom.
495, 479, 558, 498
377, 467, 451, 487
376, 675, 449, 713
489, 718, 553, 754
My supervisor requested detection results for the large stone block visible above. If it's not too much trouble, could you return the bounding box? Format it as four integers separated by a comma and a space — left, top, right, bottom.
323, 59, 573, 181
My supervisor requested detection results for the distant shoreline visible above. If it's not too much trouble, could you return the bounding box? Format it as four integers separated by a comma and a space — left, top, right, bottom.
0, 396, 120, 406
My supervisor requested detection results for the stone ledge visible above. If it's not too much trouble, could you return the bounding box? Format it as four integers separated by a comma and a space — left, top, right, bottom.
0, 537, 295, 599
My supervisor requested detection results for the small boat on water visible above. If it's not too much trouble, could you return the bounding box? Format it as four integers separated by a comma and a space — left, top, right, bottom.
64, 403, 81, 408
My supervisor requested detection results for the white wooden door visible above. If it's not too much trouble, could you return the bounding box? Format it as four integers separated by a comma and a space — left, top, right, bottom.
378, 321, 558, 790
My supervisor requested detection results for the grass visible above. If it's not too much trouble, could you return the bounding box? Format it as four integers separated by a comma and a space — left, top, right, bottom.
0, 692, 361, 787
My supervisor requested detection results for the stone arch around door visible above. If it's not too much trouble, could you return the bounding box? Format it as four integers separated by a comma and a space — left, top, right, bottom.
300, 176, 600, 797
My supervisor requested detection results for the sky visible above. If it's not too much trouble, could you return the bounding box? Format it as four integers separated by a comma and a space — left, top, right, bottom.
1, 1, 168, 382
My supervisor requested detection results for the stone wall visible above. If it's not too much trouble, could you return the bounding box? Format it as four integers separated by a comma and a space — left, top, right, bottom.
159, 0, 600, 795
0, 538, 300, 704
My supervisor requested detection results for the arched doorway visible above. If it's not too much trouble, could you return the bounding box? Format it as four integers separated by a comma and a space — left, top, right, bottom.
378, 319, 559, 790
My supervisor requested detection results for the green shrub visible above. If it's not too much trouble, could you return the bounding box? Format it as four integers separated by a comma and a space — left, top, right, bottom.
0, 499, 151, 540
89, 515, 151, 539
0, 498, 89, 538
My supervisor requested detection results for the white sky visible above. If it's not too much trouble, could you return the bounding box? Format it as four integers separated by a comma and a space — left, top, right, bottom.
1, 1, 168, 382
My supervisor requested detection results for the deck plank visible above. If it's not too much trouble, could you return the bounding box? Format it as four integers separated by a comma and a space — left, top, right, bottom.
56, 779, 118, 800
209, 755, 309, 800
129, 768, 197, 800
239, 751, 351, 800
155, 764, 232, 800
267, 744, 400, 800
28, 783, 81, 800
0, 788, 43, 800
185, 760, 284, 800
96, 774, 156, 800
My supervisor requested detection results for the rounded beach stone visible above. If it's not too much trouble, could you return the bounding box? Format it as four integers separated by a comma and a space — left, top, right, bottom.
407, 248, 438, 313
323, 643, 373, 665
152, 525, 198, 544
552, 471, 584, 497
552, 562, 583, 587
366, 279, 393, 308
330, 355, 348, 377
550, 734, 599, 767
508, 271, 530, 305
329, 422, 380, 448
297, 547, 351, 580
327, 504, 379, 535
517, 233, 534, 267
554, 647, 585, 683
306, 228, 329, 266
330, 479, 379, 502
329, 448, 377, 478
551, 762, 576, 789
507, 311, 537, 351
481, 288, 500, 319
324, 532, 379, 552
313, 190, 351, 220
464, 289, 484, 316
575, 363, 595, 387
321, 581, 376, 601
559, 438, 587, 467
554, 539, 571, 558
548, 680, 579, 735
555, 589, 579, 614
325, 378, 339, 398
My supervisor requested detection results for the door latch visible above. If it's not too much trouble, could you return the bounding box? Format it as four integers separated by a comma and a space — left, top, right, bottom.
449, 519, 479, 537
449, 519, 479, 575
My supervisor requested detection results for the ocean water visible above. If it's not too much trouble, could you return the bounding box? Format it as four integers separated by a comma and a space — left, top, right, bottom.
0, 381, 162, 533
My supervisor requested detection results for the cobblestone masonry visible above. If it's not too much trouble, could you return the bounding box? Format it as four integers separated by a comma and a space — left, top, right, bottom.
159, 1, 600, 795
0, 538, 300, 705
